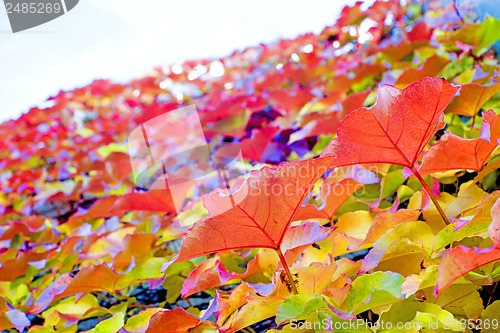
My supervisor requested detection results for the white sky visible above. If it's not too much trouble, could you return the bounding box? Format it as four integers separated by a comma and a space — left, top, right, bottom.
0, 0, 361, 122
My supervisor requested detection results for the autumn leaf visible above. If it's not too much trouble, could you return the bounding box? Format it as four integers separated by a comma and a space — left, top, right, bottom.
294, 165, 379, 221
445, 81, 500, 117
181, 258, 232, 298
407, 21, 433, 42
345, 271, 405, 314
419, 109, 500, 174
359, 221, 434, 276
144, 308, 202, 333
394, 54, 450, 89
110, 189, 179, 215
320, 77, 459, 223
321, 77, 459, 169
162, 157, 333, 269
240, 126, 279, 161
442, 16, 500, 56
52, 265, 122, 301
435, 197, 500, 295
435, 246, 500, 295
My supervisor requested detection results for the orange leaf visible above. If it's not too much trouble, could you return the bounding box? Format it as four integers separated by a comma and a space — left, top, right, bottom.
435, 246, 500, 295
394, 55, 449, 89
54, 265, 121, 301
445, 81, 500, 117
113, 233, 158, 272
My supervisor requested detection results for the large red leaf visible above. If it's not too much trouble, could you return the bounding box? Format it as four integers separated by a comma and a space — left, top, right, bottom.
162, 157, 333, 269
321, 77, 459, 169
419, 109, 500, 174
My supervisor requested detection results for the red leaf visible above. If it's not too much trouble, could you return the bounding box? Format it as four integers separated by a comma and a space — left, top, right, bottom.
338, 90, 372, 120
0, 250, 55, 282
110, 189, 178, 215
294, 165, 379, 221
435, 245, 500, 295
163, 157, 332, 269
407, 22, 433, 42
435, 197, 500, 295
68, 196, 119, 224
321, 77, 459, 169
240, 126, 279, 161
419, 109, 500, 173
181, 258, 232, 298
144, 308, 202, 333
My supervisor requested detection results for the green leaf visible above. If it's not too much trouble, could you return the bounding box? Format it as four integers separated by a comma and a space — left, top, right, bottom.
346, 271, 405, 314
378, 298, 463, 332
481, 300, 500, 333
359, 221, 435, 275
276, 294, 326, 324
425, 284, 483, 319
381, 169, 405, 199
123, 308, 164, 333
434, 192, 500, 251
446, 17, 500, 56
276, 294, 366, 333
84, 312, 124, 333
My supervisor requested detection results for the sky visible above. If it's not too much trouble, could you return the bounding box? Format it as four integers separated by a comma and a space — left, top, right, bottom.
0, 0, 364, 122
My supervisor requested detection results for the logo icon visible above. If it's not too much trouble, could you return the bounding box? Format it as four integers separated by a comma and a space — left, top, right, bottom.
128, 105, 248, 215
3, 0, 79, 33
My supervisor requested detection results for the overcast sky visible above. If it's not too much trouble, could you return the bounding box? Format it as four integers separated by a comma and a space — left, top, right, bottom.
0, 0, 363, 121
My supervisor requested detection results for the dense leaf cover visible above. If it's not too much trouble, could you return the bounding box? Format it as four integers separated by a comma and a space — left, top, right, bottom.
1, 0, 500, 332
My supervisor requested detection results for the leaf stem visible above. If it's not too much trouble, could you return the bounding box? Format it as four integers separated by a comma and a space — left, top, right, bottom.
411, 167, 450, 225
487, 281, 498, 307
470, 115, 476, 130
275, 246, 298, 295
